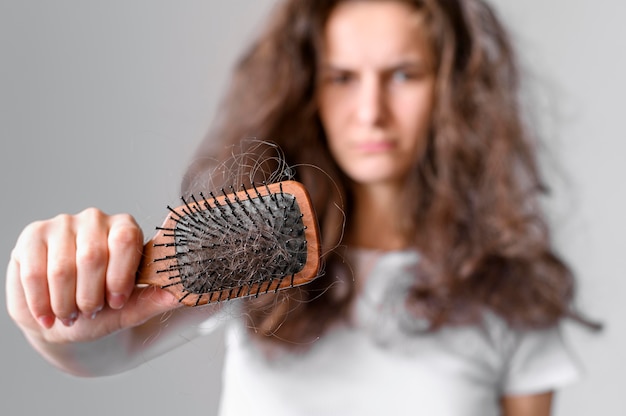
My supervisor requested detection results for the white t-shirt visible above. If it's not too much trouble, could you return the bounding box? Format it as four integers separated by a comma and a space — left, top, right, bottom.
204, 250, 581, 415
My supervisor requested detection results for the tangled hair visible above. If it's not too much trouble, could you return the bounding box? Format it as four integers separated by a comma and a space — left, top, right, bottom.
183, 0, 596, 347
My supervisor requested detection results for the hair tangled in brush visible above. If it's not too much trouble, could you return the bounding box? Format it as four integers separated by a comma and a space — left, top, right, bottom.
183, 0, 597, 348
153, 182, 312, 306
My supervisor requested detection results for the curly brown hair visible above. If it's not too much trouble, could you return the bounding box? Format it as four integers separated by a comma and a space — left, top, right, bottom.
183, 0, 595, 347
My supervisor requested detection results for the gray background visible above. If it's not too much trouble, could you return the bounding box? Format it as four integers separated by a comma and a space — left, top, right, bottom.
1, 1, 624, 415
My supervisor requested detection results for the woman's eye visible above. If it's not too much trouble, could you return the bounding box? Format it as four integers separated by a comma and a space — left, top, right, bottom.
323, 71, 353, 85
391, 69, 414, 83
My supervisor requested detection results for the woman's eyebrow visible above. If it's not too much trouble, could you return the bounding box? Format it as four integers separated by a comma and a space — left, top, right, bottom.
318, 62, 350, 71
319, 56, 429, 71
388, 57, 431, 69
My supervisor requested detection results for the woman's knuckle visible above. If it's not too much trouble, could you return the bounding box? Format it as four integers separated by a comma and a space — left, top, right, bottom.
76, 243, 106, 267
52, 213, 73, 226
110, 224, 142, 249
48, 258, 74, 284
76, 294, 101, 312
80, 207, 104, 219
20, 265, 43, 287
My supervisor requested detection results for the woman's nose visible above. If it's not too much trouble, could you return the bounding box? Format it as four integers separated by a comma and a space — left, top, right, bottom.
355, 76, 387, 126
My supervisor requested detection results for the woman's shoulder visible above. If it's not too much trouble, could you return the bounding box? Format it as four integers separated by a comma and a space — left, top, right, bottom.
477, 312, 583, 394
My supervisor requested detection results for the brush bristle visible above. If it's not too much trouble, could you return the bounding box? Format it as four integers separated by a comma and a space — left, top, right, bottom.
154, 183, 309, 306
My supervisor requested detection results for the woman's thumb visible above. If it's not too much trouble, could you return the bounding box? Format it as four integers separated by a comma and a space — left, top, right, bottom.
117, 286, 182, 328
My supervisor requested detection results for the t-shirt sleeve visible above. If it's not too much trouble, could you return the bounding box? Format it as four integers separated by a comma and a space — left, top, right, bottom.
500, 325, 583, 395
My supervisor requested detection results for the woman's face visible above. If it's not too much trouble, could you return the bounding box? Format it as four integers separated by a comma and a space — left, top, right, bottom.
317, 1, 435, 188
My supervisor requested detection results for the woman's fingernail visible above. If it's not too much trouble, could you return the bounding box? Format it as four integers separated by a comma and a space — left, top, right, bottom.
89, 305, 103, 320
62, 311, 79, 327
61, 316, 77, 327
38, 315, 55, 329
109, 293, 127, 310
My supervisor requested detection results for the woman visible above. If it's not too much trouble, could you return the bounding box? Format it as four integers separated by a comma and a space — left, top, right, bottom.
6, 1, 593, 414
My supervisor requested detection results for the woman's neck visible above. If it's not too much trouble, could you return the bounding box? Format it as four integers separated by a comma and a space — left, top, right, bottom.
346, 182, 412, 251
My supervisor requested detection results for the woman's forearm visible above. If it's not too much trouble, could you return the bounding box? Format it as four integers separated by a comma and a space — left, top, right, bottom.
23, 304, 222, 377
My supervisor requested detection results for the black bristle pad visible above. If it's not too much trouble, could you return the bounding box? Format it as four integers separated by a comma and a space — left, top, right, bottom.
160, 189, 307, 301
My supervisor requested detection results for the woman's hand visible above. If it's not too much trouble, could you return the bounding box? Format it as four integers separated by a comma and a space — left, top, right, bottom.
6, 208, 181, 346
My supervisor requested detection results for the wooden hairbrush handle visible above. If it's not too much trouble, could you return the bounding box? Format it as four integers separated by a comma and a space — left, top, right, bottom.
136, 181, 321, 306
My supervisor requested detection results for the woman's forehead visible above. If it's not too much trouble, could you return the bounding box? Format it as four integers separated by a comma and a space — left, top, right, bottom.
321, 1, 431, 67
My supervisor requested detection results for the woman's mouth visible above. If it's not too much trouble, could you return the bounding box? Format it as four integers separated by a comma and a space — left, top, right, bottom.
356, 140, 395, 153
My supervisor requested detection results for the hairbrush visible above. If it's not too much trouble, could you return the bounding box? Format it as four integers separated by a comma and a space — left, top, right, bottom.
136, 180, 321, 306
